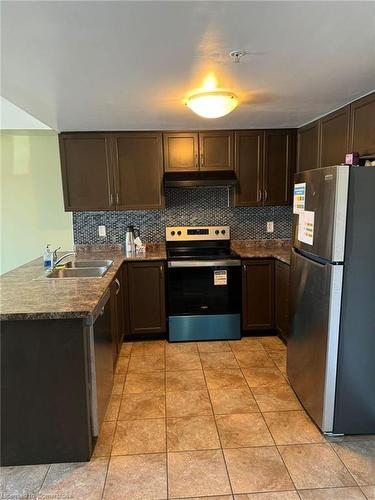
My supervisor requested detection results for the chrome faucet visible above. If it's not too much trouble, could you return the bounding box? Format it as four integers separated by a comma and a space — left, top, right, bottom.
53, 251, 76, 268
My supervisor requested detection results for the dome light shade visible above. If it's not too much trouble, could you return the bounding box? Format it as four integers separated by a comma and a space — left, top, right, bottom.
186, 91, 238, 118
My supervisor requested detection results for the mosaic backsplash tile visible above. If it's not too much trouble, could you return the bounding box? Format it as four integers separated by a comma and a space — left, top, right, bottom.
73, 187, 292, 244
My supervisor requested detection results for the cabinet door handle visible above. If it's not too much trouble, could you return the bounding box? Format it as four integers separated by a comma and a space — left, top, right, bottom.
109, 193, 114, 206
258, 190, 262, 201
116, 193, 119, 204
200, 152, 204, 167
243, 264, 247, 273
264, 189, 268, 201
159, 265, 164, 279
115, 278, 121, 295
194, 153, 198, 168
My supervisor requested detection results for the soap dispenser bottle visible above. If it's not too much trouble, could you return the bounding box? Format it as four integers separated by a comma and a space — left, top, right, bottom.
43, 244, 53, 269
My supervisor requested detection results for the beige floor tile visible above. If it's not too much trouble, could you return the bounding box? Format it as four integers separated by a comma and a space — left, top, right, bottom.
182, 497, 233, 500
112, 418, 166, 455
332, 441, 375, 486
166, 352, 202, 371
115, 355, 129, 375
92, 421, 116, 457
166, 389, 212, 417
167, 415, 220, 452
230, 338, 266, 352
119, 393, 165, 420
242, 366, 286, 388
131, 340, 165, 356
361, 485, 375, 498
168, 449, 231, 498
103, 453, 167, 500
0, 464, 50, 499
124, 371, 165, 394
197, 341, 232, 352
235, 493, 299, 499
166, 370, 206, 392
128, 352, 165, 373
119, 342, 133, 356
166, 341, 198, 354
252, 385, 302, 412
298, 486, 367, 499
263, 411, 325, 445
39, 458, 108, 500
234, 350, 274, 368
279, 443, 356, 489
209, 387, 259, 415
104, 393, 122, 421
224, 446, 294, 494
201, 351, 239, 370
267, 350, 287, 373
216, 413, 273, 448
111, 373, 126, 396
205, 369, 248, 390
258, 336, 286, 351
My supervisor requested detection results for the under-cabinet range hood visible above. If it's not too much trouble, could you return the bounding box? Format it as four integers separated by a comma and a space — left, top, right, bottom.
163, 170, 237, 188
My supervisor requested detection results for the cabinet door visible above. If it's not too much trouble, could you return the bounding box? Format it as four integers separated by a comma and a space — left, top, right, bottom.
320, 106, 350, 167
275, 260, 290, 341
263, 130, 295, 205
113, 132, 164, 210
59, 133, 114, 211
242, 259, 274, 330
127, 261, 166, 334
110, 279, 120, 367
199, 131, 234, 170
163, 132, 199, 171
297, 121, 320, 172
234, 131, 263, 206
350, 92, 375, 156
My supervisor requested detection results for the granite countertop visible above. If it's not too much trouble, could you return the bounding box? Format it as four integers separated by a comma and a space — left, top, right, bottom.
0, 240, 290, 321
231, 239, 291, 265
0, 244, 166, 321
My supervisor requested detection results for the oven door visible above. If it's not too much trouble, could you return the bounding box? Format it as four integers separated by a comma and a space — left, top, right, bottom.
167, 259, 241, 341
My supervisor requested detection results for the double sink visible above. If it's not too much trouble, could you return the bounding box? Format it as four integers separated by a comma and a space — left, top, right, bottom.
45, 259, 113, 279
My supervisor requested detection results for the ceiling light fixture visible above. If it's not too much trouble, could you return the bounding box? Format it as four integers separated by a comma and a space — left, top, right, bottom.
186, 91, 238, 118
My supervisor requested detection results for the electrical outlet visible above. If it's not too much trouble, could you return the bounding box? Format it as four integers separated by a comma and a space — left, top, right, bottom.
98, 225, 106, 237
266, 221, 274, 233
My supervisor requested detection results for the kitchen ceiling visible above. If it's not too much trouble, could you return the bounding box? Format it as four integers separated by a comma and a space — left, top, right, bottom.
1, 1, 374, 132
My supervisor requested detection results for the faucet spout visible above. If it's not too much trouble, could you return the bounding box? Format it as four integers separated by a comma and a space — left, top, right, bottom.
53, 252, 76, 268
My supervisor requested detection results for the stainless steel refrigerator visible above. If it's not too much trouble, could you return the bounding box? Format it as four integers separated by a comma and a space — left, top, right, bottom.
288, 165, 375, 435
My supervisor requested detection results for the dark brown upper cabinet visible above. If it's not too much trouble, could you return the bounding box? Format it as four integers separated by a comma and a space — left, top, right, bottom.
319, 106, 350, 168
263, 129, 295, 205
112, 132, 164, 210
59, 133, 114, 211
297, 120, 320, 172
127, 261, 166, 335
242, 259, 274, 330
163, 131, 234, 172
199, 131, 234, 170
350, 92, 375, 157
234, 130, 263, 206
163, 132, 199, 172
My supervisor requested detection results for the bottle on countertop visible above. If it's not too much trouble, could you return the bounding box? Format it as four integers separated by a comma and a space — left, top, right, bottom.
125, 225, 139, 255
43, 244, 53, 269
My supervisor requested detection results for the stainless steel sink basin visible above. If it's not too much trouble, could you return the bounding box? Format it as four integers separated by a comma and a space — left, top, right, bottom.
64, 259, 113, 269
46, 267, 108, 278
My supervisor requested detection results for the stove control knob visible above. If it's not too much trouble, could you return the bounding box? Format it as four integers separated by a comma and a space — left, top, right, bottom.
177, 231, 182, 236
171, 231, 175, 236
215, 230, 219, 235
221, 229, 226, 235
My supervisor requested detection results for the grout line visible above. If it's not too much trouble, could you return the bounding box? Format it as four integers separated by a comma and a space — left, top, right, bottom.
326, 439, 361, 487
196, 344, 235, 498
37, 463, 51, 497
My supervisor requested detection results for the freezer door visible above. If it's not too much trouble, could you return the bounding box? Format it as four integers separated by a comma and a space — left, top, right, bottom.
292, 165, 349, 262
287, 249, 343, 432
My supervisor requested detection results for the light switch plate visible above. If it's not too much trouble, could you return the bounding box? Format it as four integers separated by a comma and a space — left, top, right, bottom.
266, 221, 274, 233
98, 225, 106, 237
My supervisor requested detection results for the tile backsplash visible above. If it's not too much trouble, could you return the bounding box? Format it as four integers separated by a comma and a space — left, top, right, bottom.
73, 187, 292, 244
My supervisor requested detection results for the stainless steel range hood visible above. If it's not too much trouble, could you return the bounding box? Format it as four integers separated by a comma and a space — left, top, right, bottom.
163, 170, 237, 188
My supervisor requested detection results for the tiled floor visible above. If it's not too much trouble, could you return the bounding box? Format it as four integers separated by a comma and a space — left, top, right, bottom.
2, 336, 374, 499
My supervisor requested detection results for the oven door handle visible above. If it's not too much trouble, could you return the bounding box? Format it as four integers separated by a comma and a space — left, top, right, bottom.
168, 259, 241, 268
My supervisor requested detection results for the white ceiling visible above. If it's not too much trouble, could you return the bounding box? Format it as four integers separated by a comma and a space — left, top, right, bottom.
2, 1, 375, 132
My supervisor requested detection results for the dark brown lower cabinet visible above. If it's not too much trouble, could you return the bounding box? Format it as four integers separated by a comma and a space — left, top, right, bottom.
275, 260, 290, 341
127, 261, 166, 335
110, 270, 125, 366
242, 259, 274, 330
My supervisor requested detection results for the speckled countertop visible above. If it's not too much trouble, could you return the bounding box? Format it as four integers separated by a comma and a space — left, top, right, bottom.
0, 240, 290, 321
0, 244, 166, 321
